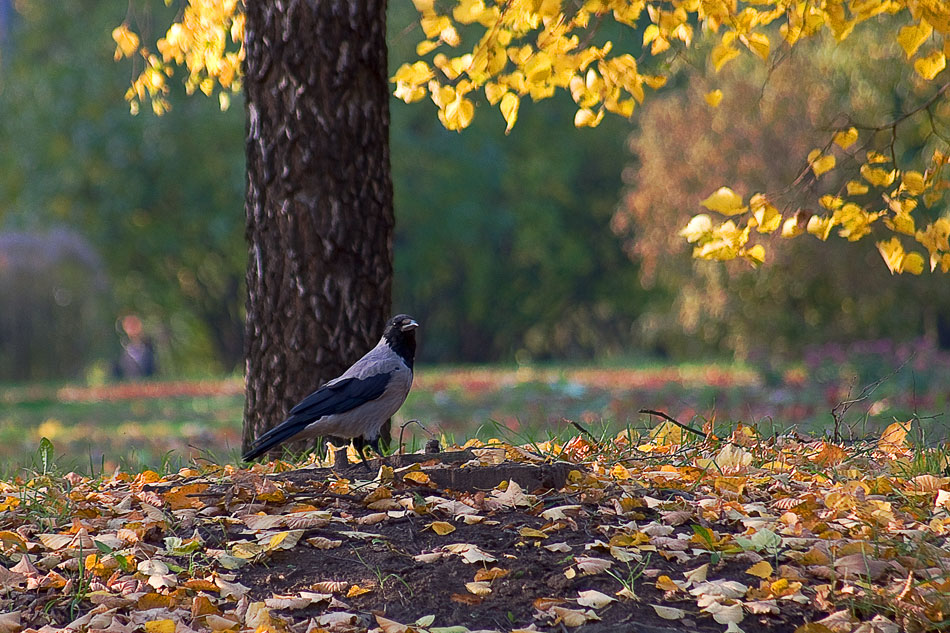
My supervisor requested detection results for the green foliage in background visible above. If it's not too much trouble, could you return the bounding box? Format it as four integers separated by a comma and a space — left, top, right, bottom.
2, 2, 946, 377
0, 1, 647, 375
0, 0, 246, 376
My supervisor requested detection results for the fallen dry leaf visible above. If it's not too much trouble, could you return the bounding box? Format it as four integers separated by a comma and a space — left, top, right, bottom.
576, 589, 615, 608
652, 604, 686, 620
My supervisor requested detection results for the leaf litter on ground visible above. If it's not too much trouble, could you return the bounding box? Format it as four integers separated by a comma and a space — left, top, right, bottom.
0, 418, 947, 632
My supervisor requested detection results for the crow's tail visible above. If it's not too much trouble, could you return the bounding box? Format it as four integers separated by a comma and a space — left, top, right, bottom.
242, 415, 309, 461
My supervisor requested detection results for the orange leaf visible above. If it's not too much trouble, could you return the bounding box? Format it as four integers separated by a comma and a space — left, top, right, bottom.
346, 584, 372, 597
191, 594, 221, 618
655, 575, 680, 591
474, 567, 509, 582
137, 593, 175, 610
813, 442, 846, 467
451, 592, 484, 605
183, 578, 219, 592
164, 483, 209, 510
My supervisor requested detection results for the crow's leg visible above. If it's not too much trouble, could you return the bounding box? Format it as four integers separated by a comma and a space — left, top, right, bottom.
368, 437, 390, 466
353, 437, 372, 472
326, 436, 350, 468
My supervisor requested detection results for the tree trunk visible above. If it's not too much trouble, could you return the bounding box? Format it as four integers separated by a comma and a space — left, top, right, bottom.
242, 0, 394, 455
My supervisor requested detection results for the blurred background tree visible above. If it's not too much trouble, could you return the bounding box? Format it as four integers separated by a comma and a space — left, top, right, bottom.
0, 0, 245, 377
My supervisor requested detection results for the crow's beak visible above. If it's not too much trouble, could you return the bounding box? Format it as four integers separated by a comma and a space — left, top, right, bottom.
401, 319, 419, 331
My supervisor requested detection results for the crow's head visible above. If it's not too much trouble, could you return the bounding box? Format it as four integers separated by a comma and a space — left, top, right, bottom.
383, 314, 419, 366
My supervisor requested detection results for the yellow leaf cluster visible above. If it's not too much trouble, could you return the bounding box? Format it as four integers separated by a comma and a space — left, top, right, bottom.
116, 0, 950, 276
116, 0, 244, 115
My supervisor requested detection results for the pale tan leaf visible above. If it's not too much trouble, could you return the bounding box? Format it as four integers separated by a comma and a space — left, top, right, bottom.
652, 604, 685, 620
465, 581, 492, 596
576, 589, 615, 608
375, 614, 409, 633
574, 556, 612, 575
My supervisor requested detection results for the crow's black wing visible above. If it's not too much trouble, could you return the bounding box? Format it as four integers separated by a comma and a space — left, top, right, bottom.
289, 373, 391, 418
242, 373, 392, 461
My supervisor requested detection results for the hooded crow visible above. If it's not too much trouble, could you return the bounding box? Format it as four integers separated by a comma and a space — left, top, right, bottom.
242, 314, 419, 466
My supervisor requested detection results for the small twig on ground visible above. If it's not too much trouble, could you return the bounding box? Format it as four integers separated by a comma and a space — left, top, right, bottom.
398, 419, 434, 454
571, 421, 599, 443
830, 356, 912, 442
638, 409, 707, 438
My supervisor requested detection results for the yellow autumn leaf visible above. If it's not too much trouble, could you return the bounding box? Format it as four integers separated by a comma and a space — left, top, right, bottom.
518, 527, 548, 539
403, 471, 432, 485
861, 164, 896, 187
465, 581, 492, 595
429, 521, 456, 535
833, 127, 858, 149
914, 50, 946, 80
442, 95, 475, 130
714, 443, 753, 471
610, 463, 632, 480
744, 32, 770, 60
898, 21, 933, 58
144, 620, 176, 633
416, 40, 440, 56
485, 82, 506, 105
806, 215, 834, 241
711, 41, 740, 72
704, 89, 723, 107
877, 237, 905, 274
701, 187, 747, 215
750, 195, 781, 233
347, 584, 372, 597
655, 575, 680, 592
808, 149, 836, 177
420, 14, 451, 39
901, 251, 925, 274
440, 25, 460, 47
745, 560, 773, 578
876, 238, 924, 274
112, 24, 140, 60
902, 171, 926, 195
500, 92, 519, 134
574, 107, 603, 128
680, 214, 713, 242
878, 421, 909, 454
846, 180, 869, 195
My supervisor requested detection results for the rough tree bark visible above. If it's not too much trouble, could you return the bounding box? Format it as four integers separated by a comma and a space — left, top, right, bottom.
242, 0, 394, 454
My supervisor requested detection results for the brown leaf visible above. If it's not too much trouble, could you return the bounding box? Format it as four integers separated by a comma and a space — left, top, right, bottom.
833, 554, 890, 580
164, 483, 208, 510
0, 611, 20, 633
357, 512, 388, 525
533, 596, 566, 611
574, 556, 612, 575
182, 578, 219, 592
242, 514, 286, 530
474, 567, 509, 581
0, 565, 25, 590
451, 592, 484, 605
191, 594, 221, 618
306, 537, 343, 550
